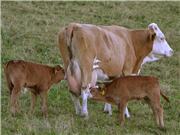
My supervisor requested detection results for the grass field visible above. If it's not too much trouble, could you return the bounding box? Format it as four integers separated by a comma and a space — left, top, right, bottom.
1, 1, 180, 134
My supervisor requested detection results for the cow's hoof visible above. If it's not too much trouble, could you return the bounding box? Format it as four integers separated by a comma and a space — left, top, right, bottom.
75, 107, 82, 115
103, 110, 112, 116
80, 111, 88, 119
125, 114, 130, 119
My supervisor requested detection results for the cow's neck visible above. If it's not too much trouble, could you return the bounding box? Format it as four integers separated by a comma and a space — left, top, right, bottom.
130, 29, 153, 74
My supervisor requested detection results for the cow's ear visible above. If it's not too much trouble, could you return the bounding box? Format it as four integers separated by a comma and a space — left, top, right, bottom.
54, 65, 60, 74
151, 33, 156, 41
149, 26, 156, 42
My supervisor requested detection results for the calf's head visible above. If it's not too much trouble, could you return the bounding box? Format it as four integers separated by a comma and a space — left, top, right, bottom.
53, 65, 65, 83
89, 86, 107, 102
148, 23, 173, 60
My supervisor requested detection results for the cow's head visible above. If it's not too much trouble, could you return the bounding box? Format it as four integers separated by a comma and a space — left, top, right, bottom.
147, 23, 173, 62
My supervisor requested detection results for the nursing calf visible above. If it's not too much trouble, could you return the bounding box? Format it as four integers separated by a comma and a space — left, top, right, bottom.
4, 60, 65, 116
89, 76, 170, 127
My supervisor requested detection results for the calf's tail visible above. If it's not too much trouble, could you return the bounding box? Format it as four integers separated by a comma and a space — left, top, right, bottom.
160, 89, 170, 103
4, 61, 14, 96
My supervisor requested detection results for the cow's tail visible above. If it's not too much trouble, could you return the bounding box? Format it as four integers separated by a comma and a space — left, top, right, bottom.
66, 23, 78, 75
4, 61, 14, 96
160, 89, 170, 103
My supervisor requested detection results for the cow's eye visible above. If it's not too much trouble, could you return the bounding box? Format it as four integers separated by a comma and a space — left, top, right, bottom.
160, 37, 164, 41
92, 90, 94, 92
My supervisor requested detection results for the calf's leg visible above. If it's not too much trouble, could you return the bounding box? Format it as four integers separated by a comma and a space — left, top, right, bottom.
30, 90, 37, 109
155, 102, 164, 127
11, 85, 22, 117
118, 101, 128, 125
39, 91, 48, 115
144, 98, 159, 126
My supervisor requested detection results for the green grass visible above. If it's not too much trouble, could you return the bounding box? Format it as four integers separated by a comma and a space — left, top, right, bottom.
1, 1, 180, 134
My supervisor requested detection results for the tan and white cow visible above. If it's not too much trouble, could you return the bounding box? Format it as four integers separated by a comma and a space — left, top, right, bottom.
57, 23, 173, 118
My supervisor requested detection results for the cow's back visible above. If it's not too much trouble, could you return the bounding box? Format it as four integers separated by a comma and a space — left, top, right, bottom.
58, 23, 133, 78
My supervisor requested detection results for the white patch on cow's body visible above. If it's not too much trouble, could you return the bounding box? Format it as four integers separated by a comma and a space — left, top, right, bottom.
93, 56, 101, 64
94, 69, 112, 84
104, 103, 112, 115
93, 65, 100, 69
70, 93, 82, 115
131, 74, 137, 76
90, 86, 99, 89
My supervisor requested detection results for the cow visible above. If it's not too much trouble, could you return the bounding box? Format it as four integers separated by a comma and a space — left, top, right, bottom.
4, 60, 65, 117
57, 23, 173, 119
89, 76, 170, 127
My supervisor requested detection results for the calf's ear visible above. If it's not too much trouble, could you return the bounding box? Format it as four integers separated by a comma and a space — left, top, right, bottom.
54, 65, 61, 74
149, 26, 156, 41
101, 87, 107, 96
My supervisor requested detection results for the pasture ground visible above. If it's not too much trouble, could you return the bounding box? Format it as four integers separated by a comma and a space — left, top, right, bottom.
1, 1, 180, 135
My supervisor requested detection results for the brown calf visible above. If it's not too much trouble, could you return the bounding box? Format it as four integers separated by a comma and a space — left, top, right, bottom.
4, 60, 65, 116
89, 76, 170, 127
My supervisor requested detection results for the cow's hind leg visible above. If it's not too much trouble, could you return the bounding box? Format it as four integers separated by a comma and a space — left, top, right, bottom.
81, 87, 89, 118
70, 92, 82, 115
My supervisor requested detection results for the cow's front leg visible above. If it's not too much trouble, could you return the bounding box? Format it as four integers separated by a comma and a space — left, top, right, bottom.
81, 86, 89, 119
125, 107, 130, 118
104, 103, 130, 118
104, 103, 112, 115
70, 92, 82, 115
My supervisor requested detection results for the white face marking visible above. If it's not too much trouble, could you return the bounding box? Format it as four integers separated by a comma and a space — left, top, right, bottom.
87, 89, 93, 99
148, 23, 173, 59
